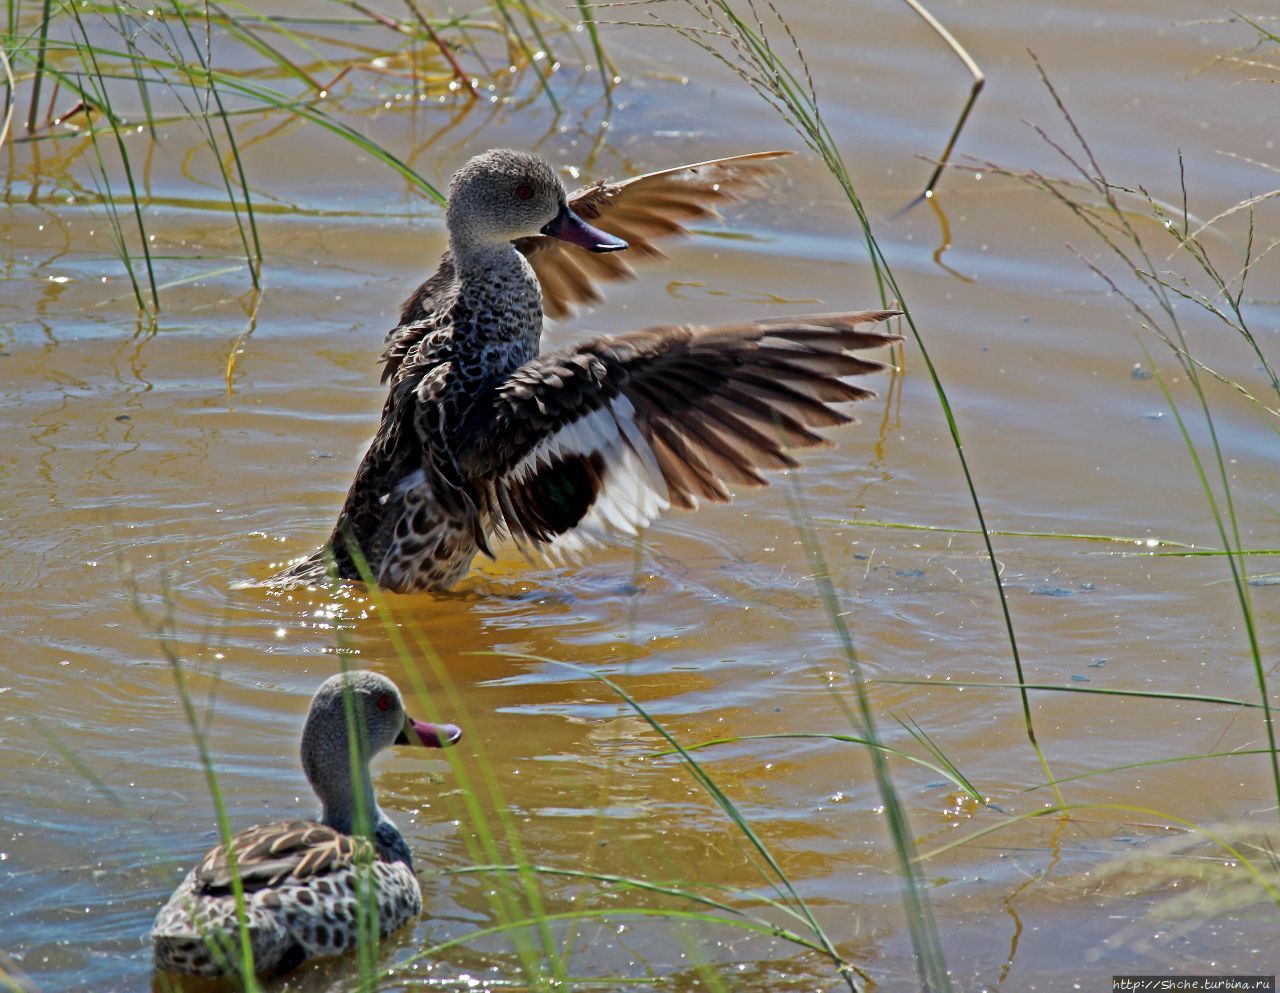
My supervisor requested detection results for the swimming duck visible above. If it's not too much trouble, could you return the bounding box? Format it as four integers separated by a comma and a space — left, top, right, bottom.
270, 148, 900, 593
151, 671, 461, 977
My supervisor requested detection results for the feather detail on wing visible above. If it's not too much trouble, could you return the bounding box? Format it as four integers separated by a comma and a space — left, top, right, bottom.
456, 310, 901, 561
382, 256, 456, 385
518, 150, 792, 320
194, 820, 374, 895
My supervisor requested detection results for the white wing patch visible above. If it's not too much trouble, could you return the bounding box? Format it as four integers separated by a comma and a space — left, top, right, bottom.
502, 396, 674, 560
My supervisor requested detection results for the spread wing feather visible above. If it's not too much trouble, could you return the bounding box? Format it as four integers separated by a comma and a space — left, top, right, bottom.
454, 310, 901, 559
520, 150, 790, 321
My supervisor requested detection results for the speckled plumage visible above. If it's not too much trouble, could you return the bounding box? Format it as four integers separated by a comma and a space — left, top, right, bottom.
151, 671, 460, 978
268, 149, 901, 594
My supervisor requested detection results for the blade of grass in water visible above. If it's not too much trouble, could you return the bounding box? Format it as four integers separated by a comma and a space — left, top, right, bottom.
877, 678, 1268, 711
335, 538, 567, 988
402, 0, 480, 98
1, 48, 17, 156
5, 38, 447, 202
111, 5, 156, 132
782, 476, 953, 991
653, 731, 984, 803
63, 9, 159, 312
80, 113, 148, 312
440, 865, 834, 950
916, 801, 1280, 906
1005, 55, 1279, 816
1138, 341, 1277, 803
406, 906, 853, 966
23, 0, 53, 134
826, 516, 1196, 548
489, 651, 863, 988
899, 0, 985, 200
208, 0, 324, 91
1021, 747, 1280, 794
123, 580, 262, 986
654, 0, 1061, 830
635, 3, 1006, 982
573, 0, 612, 97
335, 664, 387, 991
893, 714, 984, 803
127, 2, 262, 290
165, 1, 264, 285
491, 0, 560, 114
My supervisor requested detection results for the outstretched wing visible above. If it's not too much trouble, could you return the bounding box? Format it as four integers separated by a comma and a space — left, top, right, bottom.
455, 311, 901, 560
519, 150, 791, 321
382, 151, 791, 385
194, 820, 374, 895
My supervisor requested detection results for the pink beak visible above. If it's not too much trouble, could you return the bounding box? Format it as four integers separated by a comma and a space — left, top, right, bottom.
396, 718, 462, 748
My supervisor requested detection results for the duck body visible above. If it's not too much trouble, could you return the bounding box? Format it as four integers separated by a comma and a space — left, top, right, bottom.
151, 820, 421, 976
315, 237, 547, 591
270, 149, 901, 594
151, 671, 460, 978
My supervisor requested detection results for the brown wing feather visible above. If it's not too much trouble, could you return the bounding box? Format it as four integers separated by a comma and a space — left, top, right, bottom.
382, 253, 457, 386
194, 819, 374, 895
455, 310, 901, 550
518, 150, 792, 320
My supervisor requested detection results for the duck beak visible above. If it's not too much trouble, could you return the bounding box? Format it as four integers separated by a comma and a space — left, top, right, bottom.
540, 202, 628, 253
395, 715, 462, 748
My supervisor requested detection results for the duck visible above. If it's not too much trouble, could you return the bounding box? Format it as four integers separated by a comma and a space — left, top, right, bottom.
151, 671, 461, 978
382, 149, 793, 381
269, 148, 901, 593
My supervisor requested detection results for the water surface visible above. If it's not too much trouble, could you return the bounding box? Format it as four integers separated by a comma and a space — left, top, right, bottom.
2, 1, 1277, 989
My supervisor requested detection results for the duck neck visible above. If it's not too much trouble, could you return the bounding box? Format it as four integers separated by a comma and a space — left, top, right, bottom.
451, 235, 524, 279
450, 236, 544, 355
316, 758, 388, 837
302, 718, 390, 838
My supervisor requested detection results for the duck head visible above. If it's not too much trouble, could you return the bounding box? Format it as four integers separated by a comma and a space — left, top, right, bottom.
300, 670, 460, 832
446, 148, 628, 254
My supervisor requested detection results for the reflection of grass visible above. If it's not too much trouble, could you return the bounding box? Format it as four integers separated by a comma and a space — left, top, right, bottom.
2, 0, 605, 317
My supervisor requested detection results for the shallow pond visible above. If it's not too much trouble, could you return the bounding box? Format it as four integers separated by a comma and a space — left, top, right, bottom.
2, 1, 1278, 990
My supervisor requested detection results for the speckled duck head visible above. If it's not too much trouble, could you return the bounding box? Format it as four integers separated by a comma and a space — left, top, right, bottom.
445, 148, 628, 258
300, 670, 460, 835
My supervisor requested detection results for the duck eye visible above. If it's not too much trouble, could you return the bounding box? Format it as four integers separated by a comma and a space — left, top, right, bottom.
515, 183, 535, 201
376, 694, 392, 712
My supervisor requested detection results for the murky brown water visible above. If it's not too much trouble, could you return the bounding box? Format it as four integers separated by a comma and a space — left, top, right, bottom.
3, 1, 1278, 990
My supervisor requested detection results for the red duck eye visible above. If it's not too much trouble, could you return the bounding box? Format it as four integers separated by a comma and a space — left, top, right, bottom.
515, 183, 534, 201
376, 694, 392, 711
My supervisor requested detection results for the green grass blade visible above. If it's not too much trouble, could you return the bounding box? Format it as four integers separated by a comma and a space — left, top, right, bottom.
656, 731, 983, 802
876, 678, 1267, 711
488, 650, 859, 988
